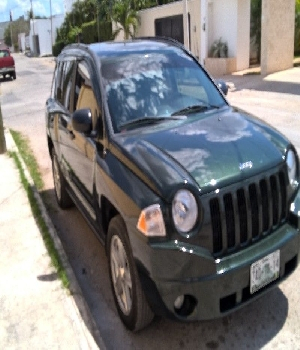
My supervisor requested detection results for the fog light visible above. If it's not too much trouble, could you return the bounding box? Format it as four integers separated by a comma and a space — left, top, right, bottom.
174, 295, 185, 309
174, 294, 198, 317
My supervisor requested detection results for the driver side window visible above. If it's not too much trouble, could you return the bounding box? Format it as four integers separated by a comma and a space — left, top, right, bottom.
74, 62, 101, 130
175, 68, 209, 103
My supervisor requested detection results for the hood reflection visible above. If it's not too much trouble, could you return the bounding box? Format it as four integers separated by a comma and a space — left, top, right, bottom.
114, 109, 284, 193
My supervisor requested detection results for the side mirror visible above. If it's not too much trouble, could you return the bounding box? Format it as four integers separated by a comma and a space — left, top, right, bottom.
72, 108, 92, 133
215, 79, 228, 96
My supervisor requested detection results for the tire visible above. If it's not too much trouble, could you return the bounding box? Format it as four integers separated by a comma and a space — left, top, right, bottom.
107, 215, 154, 331
51, 148, 73, 209
12, 72, 16, 80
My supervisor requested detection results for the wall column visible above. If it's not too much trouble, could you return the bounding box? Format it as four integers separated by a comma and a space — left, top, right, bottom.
261, 0, 295, 75
200, 0, 208, 65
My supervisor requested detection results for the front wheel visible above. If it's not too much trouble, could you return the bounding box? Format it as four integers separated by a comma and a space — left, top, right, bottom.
107, 215, 154, 331
51, 148, 73, 209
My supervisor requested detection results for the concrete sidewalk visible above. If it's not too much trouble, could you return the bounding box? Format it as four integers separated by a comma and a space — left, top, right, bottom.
0, 131, 101, 349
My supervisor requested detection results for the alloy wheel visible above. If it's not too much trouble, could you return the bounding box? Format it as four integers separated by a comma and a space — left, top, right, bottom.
110, 235, 133, 316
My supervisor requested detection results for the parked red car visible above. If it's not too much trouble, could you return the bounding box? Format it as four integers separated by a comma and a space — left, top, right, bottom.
0, 49, 16, 80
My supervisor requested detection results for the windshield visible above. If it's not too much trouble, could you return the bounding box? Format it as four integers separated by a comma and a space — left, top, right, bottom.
100, 48, 227, 133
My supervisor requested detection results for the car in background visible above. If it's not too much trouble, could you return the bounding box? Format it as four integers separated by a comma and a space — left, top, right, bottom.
45, 37, 300, 331
0, 49, 16, 80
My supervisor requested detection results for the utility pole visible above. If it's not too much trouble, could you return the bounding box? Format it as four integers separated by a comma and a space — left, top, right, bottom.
30, 0, 36, 55
0, 104, 7, 154
50, 0, 53, 51
30, 0, 35, 36
9, 11, 13, 49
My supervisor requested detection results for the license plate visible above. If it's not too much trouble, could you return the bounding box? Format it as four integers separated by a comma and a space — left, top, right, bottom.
250, 250, 280, 294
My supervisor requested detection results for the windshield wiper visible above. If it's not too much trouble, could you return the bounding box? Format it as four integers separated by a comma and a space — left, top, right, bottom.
119, 116, 186, 130
171, 104, 220, 116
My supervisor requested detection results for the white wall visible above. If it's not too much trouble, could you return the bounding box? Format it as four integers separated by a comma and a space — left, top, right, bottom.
137, 2, 183, 36
30, 15, 64, 56
115, 0, 251, 72
64, 0, 76, 14
261, 0, 295, 74
18, 33, 26, 52
208, 0, 237, 58
236, 0, 250, 71
137, 1, 201, 58
207, 0, 250, 71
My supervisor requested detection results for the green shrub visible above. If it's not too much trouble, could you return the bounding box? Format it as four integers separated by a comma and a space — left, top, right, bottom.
82, 20, 113, 44
52, 41, 65, 57
68, 26, 82, 43
98, 21, 113, 42
209, 38, 228, 58
82, 21, 98, 43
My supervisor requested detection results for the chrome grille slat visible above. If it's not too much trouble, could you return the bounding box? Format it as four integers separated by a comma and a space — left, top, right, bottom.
210, 198, 222, 253
270, 175, 280, 226
279, 172, 287, 220
249, 183, 259, 238
224, 193, 235, 248
260, 179, 270, 232
237, 188, 248, 244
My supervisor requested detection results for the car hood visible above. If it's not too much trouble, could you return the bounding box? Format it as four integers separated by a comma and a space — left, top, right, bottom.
113, 107, 289, 200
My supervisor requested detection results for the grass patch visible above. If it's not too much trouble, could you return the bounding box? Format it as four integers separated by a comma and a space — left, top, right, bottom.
10, 130, 44, 191
9, 131, 69, 290
244, 71, 261, 75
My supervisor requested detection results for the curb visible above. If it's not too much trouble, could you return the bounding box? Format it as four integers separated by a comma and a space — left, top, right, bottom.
5, 128, 107, 350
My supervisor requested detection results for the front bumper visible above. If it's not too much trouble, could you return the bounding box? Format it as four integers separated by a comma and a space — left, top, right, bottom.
0, 66, 15, 75
139, 223, 300, 321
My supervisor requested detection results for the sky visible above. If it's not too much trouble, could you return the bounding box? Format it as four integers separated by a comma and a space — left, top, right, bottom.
0, 0, 64, 23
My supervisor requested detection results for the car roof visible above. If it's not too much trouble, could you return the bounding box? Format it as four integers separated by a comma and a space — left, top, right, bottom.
93, 37, 183, 54
62, 37, 186, 60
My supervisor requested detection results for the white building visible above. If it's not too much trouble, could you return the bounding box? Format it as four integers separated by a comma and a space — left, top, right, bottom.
135, 0, 250, 75
29, 14, 64, 56
116, 0, 295, 76
64, 0, 77, 14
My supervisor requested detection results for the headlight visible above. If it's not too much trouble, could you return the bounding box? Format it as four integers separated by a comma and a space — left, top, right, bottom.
286, 150, 297, 186
137, 204, 166, 237
172, 190, 198, 233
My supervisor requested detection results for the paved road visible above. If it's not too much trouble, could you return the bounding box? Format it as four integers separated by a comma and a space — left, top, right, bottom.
1, 54, 300, 349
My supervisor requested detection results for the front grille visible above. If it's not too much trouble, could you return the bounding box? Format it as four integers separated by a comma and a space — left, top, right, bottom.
210, 171, 288, 255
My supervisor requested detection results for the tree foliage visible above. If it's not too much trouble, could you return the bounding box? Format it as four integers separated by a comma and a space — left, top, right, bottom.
54, 0, 186, 48
250, 0, 261, 63
56, 0, 98, 44
4, 18, 30, 47
111, 0, 140, 39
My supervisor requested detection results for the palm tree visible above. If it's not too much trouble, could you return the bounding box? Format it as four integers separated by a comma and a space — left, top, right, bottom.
111, 0, 139, 40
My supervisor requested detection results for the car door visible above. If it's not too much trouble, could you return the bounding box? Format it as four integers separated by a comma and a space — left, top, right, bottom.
64, 60, 101, 217
54, 58, 78, 181
46, 57, 76, 172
